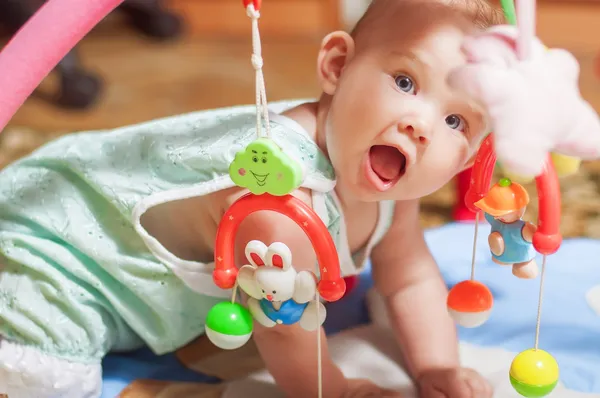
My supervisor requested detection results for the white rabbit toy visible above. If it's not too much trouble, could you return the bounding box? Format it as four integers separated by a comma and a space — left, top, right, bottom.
237, 240, 326, 331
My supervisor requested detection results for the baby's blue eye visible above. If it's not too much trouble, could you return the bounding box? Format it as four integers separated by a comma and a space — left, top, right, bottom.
394, 75, 415, 94
446, 114, 466, 132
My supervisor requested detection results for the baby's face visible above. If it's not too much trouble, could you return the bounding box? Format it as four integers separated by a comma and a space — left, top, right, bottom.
324, 25, 486, 201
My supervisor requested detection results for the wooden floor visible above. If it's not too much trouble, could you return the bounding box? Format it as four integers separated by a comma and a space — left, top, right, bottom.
4, 17, 323, 134
4, 2, 600, 134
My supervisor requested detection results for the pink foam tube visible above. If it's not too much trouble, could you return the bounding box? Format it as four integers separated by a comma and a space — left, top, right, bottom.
0, 0, 124, 132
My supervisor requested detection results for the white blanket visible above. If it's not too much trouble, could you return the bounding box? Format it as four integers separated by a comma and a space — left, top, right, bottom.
223, 222, 600, 397
223, 326, 596, 397
223, 289, 599, 397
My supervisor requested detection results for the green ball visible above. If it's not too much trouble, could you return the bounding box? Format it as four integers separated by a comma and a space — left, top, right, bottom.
510, 375, 558, 397
205, 302, 253, 350
499, 177, 512, 187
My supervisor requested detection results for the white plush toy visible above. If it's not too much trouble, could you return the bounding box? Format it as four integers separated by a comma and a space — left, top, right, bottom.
237, 240, 326, 331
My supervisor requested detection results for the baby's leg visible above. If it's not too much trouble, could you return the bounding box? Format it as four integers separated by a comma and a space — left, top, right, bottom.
512, 259, 538, 279
0, 338, 102, 398
0, 241, 141, 398
299, 301, 326, 331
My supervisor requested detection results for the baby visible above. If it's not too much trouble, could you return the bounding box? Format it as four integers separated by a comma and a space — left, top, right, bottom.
0, 0, 503, 397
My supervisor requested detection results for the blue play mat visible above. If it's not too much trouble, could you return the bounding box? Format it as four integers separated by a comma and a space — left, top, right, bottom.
102, 223, 600, 397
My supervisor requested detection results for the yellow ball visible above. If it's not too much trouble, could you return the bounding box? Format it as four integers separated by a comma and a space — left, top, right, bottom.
510, 349, 559, 397
550, 153, 581, 177
499, 153, 581, 183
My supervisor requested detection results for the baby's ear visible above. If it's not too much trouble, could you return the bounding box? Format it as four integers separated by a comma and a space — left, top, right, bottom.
317, 31, 355, 95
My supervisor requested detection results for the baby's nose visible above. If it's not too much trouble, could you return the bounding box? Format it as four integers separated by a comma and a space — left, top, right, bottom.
398, 118, 429, 145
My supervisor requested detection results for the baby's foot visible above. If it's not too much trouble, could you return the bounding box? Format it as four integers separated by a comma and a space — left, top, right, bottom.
512, 260, 538, 279
0, 338, 102, 398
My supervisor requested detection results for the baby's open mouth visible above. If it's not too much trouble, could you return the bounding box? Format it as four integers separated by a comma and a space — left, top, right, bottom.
367, 145, 407, 191
251, 171, 269, 186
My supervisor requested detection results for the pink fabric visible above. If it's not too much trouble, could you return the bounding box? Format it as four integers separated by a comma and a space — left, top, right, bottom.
0, 0, 124, 132
448, 25, 600, 177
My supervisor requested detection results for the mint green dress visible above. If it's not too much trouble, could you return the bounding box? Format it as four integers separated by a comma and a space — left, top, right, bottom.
0, 100, 394, 364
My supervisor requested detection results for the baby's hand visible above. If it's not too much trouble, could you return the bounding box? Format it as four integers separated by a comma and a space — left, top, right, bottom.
343, 378, 403, 397
417, 368, 493, 398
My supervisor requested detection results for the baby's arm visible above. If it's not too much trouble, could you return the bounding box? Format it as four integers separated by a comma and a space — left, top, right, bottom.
371, 199, 459, 378
217, 187, 347, 398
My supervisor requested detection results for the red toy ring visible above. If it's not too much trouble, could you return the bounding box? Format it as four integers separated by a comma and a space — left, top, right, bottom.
214, 193, 346, 302
465, 134, 562, 256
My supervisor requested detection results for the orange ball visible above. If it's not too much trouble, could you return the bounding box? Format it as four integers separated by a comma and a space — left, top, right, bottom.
447, 280, 493, 328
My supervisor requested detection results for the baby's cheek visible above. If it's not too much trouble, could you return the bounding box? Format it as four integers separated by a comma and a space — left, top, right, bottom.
419, 148, 466, 185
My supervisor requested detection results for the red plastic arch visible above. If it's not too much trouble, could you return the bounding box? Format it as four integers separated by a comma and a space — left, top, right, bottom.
213, 193, 346, 302
464, 134, 562, 255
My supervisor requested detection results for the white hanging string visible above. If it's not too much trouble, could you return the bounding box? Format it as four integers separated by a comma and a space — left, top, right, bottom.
534, 255, 547, 350
245, 5, 321, 395
315, 290, 323, 398
231, 280, 239, 304
470, 211, 480, 280
246, 4, 271, 138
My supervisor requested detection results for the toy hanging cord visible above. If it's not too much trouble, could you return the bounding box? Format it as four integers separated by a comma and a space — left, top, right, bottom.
465, 134, 562, 350
154, 0, 276, 313
465, 0, 555, 350
212, 4, 347, 395
466, 0, 524, 282
246, 0, 271, 138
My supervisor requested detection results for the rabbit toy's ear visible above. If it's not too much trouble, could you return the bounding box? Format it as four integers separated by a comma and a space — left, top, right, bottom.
265, 242, 293, 270
245, 240, 268, 267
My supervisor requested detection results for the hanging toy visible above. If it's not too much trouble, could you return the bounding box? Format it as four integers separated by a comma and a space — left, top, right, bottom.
446, 280, 493, 328
205, 0, 345, 358
238, 240, 326, 331
212, 193, 346, 301
448, 0, 600, 178
229, 137, 304, 196
205, 301, 254, 350
454, 133, 563, 398
510, 349, 559, 397
474, 178, 538, 279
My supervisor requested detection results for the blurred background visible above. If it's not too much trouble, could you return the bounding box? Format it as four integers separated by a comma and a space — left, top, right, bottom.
0, 0, 599, 236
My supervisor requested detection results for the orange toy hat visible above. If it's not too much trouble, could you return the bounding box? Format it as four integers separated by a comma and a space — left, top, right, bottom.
474, 178, 530, 217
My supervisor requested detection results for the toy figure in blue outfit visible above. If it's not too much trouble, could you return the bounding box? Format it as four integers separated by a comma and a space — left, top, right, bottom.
237, 240, 326, 330
475, 178, 538, 279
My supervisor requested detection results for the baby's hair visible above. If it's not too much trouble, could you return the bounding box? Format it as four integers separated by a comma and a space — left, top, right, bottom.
351, 0, 505, 38
448, 0, 506, 27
